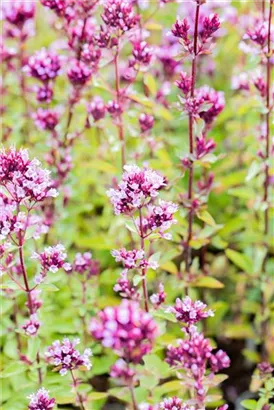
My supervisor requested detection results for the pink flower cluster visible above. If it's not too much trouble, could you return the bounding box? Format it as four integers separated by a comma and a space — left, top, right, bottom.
28, 388, 55, 410
89, 299, 158, 363
114, 270, 139, 300
70, 252, 100, 279
111, 248, 158, 273
101, 0, 140, 33
33, 108, 60, 131
166, 326, 230, 377
32, 244, 71, 283
3, 1, 35, 28
22, 314, 40, 337
45, 337, 92, 376
26, 49, 61, 82
139, 113, 155, 133
67, 59, 92, 87
140, 200, 178, 240
110, 358, 135, 383
167, 296, 214, 325
87, 97, 106, 122
150, 283, 166, 308
107, 165, 166, 215
0, 148, 58, 203
160, 397, 192, 410
172, 13, 220, 54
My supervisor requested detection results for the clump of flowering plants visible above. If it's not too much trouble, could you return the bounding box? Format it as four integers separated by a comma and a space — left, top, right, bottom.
1, 0, 274, 409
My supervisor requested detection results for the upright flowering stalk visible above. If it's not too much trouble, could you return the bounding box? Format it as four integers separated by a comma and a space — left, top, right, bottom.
107, 164, 177, 312
89, 299, 158, 409
45, 338, 92, 410
2, 1, 36, 139
166, 296, 230, 408
172, 3, 223, 284
239, 1, 273, 361
0, 147, 70, 384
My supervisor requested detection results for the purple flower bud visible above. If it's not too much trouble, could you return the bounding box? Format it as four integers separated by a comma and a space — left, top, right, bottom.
67, 60, 92, 87
176, 72, 192, 96
87, 97, 106, 122
200, 14, 221, 42
26, 49, 61, 82
33, 108, 60, 131
101, 0, 140, 33
139, 113, 155, 133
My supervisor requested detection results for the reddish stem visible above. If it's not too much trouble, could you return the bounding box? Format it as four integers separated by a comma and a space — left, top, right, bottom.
70, 369, 86, 410
263, 0, 273, 236
139, 209, 149, 312
185, 1, 200, 277
114, 41, 126, 168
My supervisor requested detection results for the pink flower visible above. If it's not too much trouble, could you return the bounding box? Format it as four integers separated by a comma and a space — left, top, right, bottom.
89, 299, 158, 363
139, 200, 178, 239
150, 283, 166, 308
253, 73, 266, 98
40, 0, 67, 16
3, 1, 35, 27
139, 113, 154, 133
71, 252, 100, 278
26, 49, 61, 82
114, 271, 139, 300
195, 86, 225, 124
32, 244, 71, 283
110, 358, 135, 383
171, 19, 191, 46
210, 349, 231, 373
107, 100, 123, 117
67, 60, 92, 87
33, 108, 60, 131
200, 14, 221, 42
111, 248, 158, 272
28, 388, 55, 410
167, 296, 214, 325
195, 135, 216, 159
101, 0, 140, 33
0, 147, 58, 203
87, 97, 106, 122
22, 314, 40, 336
107, 165, 166, 215
244, 22, 268, 47
81, 44, 101, 71
26, 290, 43, 313
45, 338, 92, 376
160, 397, 192, 410
257, 362, 274, 376
231, 73, 250, 92
131, 41, 153, 66
176, 72, 192, 96
166, 326, 230, 377
36, 85, 54, 103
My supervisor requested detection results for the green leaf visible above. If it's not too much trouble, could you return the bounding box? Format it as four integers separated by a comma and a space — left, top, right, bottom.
241, 400, 257, 410
160, 261, 178, 275
39, 283, 59, 292
88, 392, 108, 401
143, 354, 170, 376
27, 338, 41, 362
197, 210, 217, 227
246, 161, 261, 182
144, 73, 157, 95
225, 249, 253, 274
192, 277, 224, 289
1, 363, 27, 378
